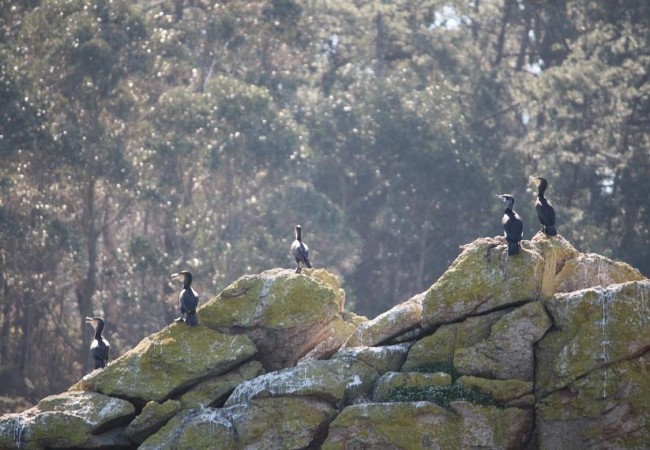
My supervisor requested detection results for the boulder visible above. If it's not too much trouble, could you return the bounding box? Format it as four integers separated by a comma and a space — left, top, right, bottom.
454, 301, 552, 381
299, 316, 358, 362
0, 391, 134, 450
402, 324, 458, 371
224, 357, 378, 407
372, 371, 452, 402
537, 280, 650, 396
537, 351, 650, 449
322, 401, 534, 449
457, 376, 534, 407
178, 360, 264, 409
124, 399, 181, 444
333, 344, 411, 375
554, 253, 645, 293
422, 237, 544, 328
344, 293, 423, 347
140, 397, 336, 450
199, 268, 342, 370
530, 232, 580, 298
70, 323, 256, 404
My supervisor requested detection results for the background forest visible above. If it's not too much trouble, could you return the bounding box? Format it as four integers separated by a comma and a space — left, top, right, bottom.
0, 0, 648, 410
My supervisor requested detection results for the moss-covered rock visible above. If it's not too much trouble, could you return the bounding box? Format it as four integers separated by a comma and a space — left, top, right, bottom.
299, 315, 358, 362
224, 357, 378, 407
554, 253, 645, 293
0, 391, 134, 450
457, 376, 534, 407
70, 323, 256, 404
537, 280, 650, 396
140, 397, 336, 450
454, 301, 552, 381
199, 268, 342, 370
333, 344, 411, 375
344, 293, 423, 347
372, 371, 452, 402
537, 351, 650, 449
178, 360, 264, 409
124, 399, 181, 444
530, 232, 580, 298
402, 324, 458, 371
322, 401, 534, 449
422, 237, 544, 328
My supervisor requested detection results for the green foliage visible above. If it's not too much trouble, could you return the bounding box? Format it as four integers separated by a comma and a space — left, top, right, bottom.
388, 383, 495, 409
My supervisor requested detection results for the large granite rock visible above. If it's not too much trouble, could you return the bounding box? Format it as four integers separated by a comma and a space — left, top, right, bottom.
70, 323, 256, 404
537, 280, 650, 397
322, 401, 534, 449
454, 301, 552, 381
224, 357, 378, 407
344, 293, 423, 347
199, 268, 343, 370
537, 351, 650, 449
422, 237, 545, 328
140, 397, 336, 450
2, 238, 648, 450
0, 391, 134, 450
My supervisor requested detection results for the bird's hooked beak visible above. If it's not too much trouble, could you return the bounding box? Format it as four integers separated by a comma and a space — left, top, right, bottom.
529, 177, 542, 187
85, 317, 97, 327
170, 272, 182, 282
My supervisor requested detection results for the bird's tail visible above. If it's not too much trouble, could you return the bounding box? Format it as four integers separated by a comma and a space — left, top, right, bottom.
185, 311, 199, 327
305, 259, 312, 269
507, 241, 520, 256
544, 225, 557, 236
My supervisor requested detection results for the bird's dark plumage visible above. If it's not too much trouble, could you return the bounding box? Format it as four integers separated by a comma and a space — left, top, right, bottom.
497, 194, 524, 255
530, 177, 557, 236
171, 271, 199, 326
290, 225, 312, 274
85, 317, 110, 369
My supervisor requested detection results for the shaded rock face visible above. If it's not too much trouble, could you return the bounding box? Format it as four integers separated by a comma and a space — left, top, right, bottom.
1, 238, 648, 449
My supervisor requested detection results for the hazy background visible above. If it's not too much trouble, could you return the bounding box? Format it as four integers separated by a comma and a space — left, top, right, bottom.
1, 0, 648, 409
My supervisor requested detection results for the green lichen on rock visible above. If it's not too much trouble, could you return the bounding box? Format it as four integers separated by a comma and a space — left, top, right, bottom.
334, 344, 410, 375
537, 351, 650, 449
224, 357, 378, 407
140, 397, 336, 450
457, 376, 533, 406
537, 280, 650, 396
178, 360, 264, 409
372, 371, 452, 402
124, 399, 181, 443
554, 252, 645, 294
70, 323, 257, 404
322, 401, 533, 449
530, 232, 580, 298
345, 294, 423, 347
454, 301, 551, 381
198, 268, 342, 370
0, 391, 134, 450
422, 237, 544, 328
402, 324, 457, 371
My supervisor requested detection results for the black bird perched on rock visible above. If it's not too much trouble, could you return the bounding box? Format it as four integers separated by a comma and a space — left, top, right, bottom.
291, 225, 312, 274
171, 271, 199, 326
85, 317, 110, 369
497, 194, 524, 256
530, 177, 557, 236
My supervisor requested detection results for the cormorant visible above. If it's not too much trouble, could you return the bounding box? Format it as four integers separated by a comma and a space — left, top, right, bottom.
290, 225, 312, 274
171, 271, 199, 326
85, 317, 110, 369
497, 194, 524, 256
530, 177, 557, 236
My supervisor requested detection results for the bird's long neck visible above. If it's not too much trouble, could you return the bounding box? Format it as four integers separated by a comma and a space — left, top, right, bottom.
504, 207, 515, 217
296, 229, 302, 242
94, 323, 104, 340
183, 281, 191, 290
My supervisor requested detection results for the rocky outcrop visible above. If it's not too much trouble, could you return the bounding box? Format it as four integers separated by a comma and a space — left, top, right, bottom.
1, 235, 648, 449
